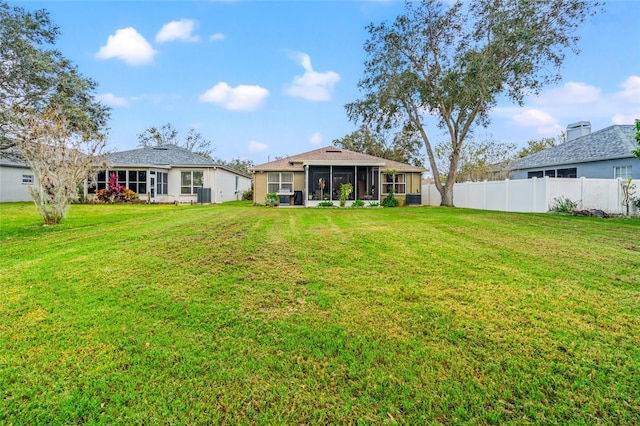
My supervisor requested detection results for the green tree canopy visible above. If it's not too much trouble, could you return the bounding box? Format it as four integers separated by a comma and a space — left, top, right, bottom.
346, 0, 600, 206
332, 125, 425, 167
517, 135, 564, 158
435, 138, 516, 183
0, 1, 109, 158
137, 123, 215, 159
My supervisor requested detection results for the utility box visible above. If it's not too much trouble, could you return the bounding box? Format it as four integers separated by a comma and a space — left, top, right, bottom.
196, 187, 211, 204
406, 193, 422, 205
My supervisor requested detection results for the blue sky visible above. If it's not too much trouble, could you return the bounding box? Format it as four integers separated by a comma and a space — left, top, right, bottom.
17, 1, 640, 164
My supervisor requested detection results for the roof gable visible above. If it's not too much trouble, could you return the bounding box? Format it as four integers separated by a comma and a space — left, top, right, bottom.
251, 146, 425, 172
512, 125, 636, 170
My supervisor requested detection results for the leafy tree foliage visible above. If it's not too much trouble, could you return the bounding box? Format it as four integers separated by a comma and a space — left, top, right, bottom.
219, 158, 254, 175
346, 0, 599, 206
333, 125, 425, 167
435, 138, 516, 182
633, 119, 640, 160
0, 1, 109, 158
137, 123, 215, 159
517, 135, 563, 158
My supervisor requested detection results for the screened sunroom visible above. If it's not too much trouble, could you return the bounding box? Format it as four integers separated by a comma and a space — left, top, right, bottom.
305, 164, 381, 206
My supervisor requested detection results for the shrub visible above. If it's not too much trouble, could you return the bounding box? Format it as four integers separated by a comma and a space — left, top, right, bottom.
242, 189, 253, 201
382, 191, 399, 207
95, 173, 138, 203
549, 196, 578, 213
265, 192, 278, 207
352, 199, 365, 207
318, 201, 334, 207
339, 183, 353, 207
369, 201, 380, 207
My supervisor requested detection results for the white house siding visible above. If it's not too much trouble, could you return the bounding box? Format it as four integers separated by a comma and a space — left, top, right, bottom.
0, 165, 34, 202
213, 168, 251, 203
167, 167, 250, 204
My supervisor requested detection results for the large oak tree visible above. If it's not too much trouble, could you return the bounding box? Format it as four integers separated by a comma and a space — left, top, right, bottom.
346, 0, 599, 206
0, 2, 109, 158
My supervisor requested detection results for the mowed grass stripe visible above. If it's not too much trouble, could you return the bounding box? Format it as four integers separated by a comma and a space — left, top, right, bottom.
0, 202, 639, 424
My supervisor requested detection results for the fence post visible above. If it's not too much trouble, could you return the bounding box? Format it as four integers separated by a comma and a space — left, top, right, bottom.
544, 176, 550, 212
483, 180, 487, 210
616, 178, 621, 214
532, 177, 537, 212
505, 179, 509, 211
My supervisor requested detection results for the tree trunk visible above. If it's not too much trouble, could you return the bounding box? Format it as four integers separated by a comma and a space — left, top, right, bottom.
439, 182, 454, 207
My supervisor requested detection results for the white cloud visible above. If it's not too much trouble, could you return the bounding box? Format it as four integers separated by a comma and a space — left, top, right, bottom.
156, 19, 200, 43
284, 52, 340, 101
95, 27, 157, 66
309, 132, 323, 145
511, 109, 563, 136
248, 140, 269, 153
615, 75, 640, 104
199, 82, 269, 111
95, 93, 129, 107
611, 113, 640, 125
209, 32, 225, 41
512, 109, 557, 127
535, 81, 601, 105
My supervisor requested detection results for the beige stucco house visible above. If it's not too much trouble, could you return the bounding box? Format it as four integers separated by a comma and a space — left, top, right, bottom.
250, 146, 426, 206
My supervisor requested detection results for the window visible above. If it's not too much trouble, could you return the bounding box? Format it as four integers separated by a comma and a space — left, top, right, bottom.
128, 170, 147, 194
556, 168, 577, 178
22, 174, 34, 184
383, 173, 406, 194
267, 172, 293, 193
614, 166, 632, 179
527, 171, 544, 179
89, 170, 149, 194
235, 175, 239, 192
544, 170, 556, 177
157, 172, 168, 195
181, 170, 203, 194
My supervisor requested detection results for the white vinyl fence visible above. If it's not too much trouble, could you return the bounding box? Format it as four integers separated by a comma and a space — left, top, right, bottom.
422, 177, 639, 214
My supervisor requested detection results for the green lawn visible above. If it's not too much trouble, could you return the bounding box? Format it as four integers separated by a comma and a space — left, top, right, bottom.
1, 202, 639, 424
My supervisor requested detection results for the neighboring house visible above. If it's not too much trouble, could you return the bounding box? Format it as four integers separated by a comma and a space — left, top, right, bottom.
95, 145, 252, 203
0, 153, 35, 202
250, 146, 426, 206
511, 122, 639, 180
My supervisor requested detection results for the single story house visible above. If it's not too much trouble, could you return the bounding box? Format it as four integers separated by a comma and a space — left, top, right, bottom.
510, 122, 639, 180
0, 153, 35, 202
250, 146, 426, 206
93, 145, 252, 203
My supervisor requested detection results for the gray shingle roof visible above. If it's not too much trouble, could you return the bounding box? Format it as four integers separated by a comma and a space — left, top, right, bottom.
0, 149, 29, 168
251, 146, 426, 172
511, 125, 636, 170
107, 145, 217, 166
106, 145, 251, 178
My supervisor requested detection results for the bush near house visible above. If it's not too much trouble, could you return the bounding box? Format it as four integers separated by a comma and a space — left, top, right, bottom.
94, 173, 139, 203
